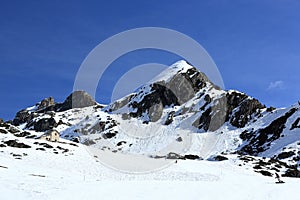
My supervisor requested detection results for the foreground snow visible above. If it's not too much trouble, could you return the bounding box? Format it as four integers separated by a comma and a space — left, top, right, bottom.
1, 143, 299, 200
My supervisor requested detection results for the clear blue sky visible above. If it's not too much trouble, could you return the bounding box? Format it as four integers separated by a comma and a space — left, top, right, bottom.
1, 0, 299, 120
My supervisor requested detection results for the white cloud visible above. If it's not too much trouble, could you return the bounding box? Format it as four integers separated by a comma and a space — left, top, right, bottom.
267, 80, 284, 90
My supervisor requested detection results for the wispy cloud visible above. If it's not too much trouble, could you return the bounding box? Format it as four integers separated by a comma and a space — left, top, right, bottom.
267, 80, 285, 90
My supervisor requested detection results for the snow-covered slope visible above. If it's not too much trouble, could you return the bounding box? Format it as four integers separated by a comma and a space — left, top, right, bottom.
1, 60, 300, 199
1, 143, 300, 200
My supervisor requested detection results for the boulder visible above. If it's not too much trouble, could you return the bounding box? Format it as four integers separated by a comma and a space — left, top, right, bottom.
276, 151, 296, 160
213, 155, 229, 161
4, 140, 31, 148
184, 154, 201, 160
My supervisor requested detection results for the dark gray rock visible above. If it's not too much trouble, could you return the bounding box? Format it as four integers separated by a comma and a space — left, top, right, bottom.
257, 170, 273, 177
193, 107, 213, 131
116, 141, 126, 146
213, 155, 229, 161
283, 169, 300, 178
33, 118, 58, 132
103, 131, 117, 139
8, 126, 20, 134
4, 140, 31, 148
38, 97, 55, 110
229, 98, 264, 128
225, 91, 265, 128
290, 117, 300, 130
240, 108, 297, 155
82, 139, 96, 146
59, 91, 97, 111
193, 91, 264, 131
108, 94, 134, 112
114, 64, 218, 122
184, 154, 201, 160
266, 106, 276, 112
14, 131, 32, 138
72, 137, 80, 143
13, 110, 34, 126
276, 151, 296, 160
34, 142, 53, 148
164, 111, 175, 125
0, 129, 8, 134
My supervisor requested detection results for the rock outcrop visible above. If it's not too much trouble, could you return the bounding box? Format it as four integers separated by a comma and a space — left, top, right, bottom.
33, 118, 58, 132
38, 97, 55, 110
13, 110, 35, 126
240, 107, 298, 155
58, 91, 97, 111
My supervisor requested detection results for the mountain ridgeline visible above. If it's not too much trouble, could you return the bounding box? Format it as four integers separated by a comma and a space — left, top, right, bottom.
1, 60, 299, 177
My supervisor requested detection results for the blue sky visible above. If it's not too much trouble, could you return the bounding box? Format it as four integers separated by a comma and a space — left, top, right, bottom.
0, 0, 300, 120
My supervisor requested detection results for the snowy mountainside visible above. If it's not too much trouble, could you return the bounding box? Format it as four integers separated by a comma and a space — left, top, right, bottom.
0, 60, 299, 179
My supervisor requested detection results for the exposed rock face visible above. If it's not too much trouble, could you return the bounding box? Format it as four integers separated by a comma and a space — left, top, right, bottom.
13, 110, 35, 126
59, 91, 97, 111
164, 111, 175, 125
129, 83, 177, 122
193, 107, 213, 131
109, 61, 265, 130
240, 108, 298, 155
112, 63, 218, 122
108, 94, 134, 112
230, 98, 263, 127
193, 91, 265, 131
13, 92, 96, 126
38, 97, 55, 110
290, 117, 300, 130
33, 118, 58, 132
226, 92, 265, 128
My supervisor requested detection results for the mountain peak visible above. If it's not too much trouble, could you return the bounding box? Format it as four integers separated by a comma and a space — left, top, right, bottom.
149, 60, 194, 84
170, 60, 193, 70
107, 60, 218, 122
